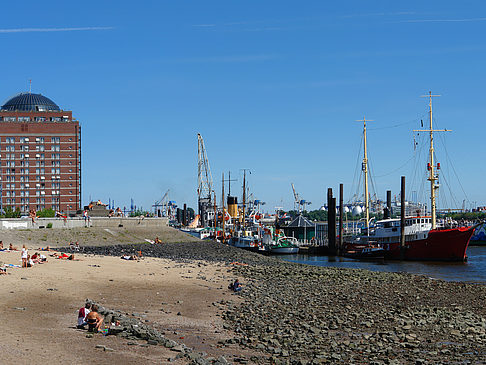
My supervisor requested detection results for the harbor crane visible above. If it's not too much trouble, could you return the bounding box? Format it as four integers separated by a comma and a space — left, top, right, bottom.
197, 133, 214, 226
291, 183, 311, 213
153, 189, 170, 217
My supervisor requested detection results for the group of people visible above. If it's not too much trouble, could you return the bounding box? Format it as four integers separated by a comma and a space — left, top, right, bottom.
77, 303, 104, 332
21, 245, 47, 268
0, 241, 18, 251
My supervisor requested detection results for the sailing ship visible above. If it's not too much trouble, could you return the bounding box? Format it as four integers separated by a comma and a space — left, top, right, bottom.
345, 92, 476, 261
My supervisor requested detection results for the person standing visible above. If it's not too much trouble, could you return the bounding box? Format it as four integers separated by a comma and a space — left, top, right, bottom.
21, 245, 28, 268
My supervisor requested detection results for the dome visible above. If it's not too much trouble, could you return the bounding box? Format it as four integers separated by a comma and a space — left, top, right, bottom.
1, 93, 60, 112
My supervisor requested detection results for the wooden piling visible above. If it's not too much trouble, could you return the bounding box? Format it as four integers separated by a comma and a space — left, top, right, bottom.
400, 176, 406, 259
338, 183, 344, 255
327, 188, 336, 254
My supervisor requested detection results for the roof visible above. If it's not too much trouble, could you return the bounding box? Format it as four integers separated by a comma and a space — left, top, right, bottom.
1, 93, 61, 112
287, 214, 315, 228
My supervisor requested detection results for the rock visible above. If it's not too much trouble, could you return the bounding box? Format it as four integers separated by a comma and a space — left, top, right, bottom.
147, 339, 158, 345
95, 345, 105, 350
171, 344, 184, 352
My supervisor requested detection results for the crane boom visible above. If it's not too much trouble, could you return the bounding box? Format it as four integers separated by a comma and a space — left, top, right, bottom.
197, 133, 213, 200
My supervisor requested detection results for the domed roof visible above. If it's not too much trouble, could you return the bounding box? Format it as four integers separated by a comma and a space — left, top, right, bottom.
1, 93, 60, 112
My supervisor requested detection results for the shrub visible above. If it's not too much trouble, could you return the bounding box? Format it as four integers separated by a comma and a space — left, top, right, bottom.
46, 223, 53, 228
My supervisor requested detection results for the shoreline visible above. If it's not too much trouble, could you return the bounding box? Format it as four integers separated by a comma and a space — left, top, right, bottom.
2, 233, 486, 363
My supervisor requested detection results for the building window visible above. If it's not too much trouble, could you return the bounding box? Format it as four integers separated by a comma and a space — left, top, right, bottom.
51, 137, 60, 143
36, 145, 45, 152
36, 137, 45, 143
51, 145, 60, 152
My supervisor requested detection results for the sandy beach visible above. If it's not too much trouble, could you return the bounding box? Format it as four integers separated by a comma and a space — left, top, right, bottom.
0, 246, 257, 364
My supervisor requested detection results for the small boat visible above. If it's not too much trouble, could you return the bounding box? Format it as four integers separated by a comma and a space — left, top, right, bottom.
343, 245, 384, 260
268, 236, 299, 254
228, 234, 262, 252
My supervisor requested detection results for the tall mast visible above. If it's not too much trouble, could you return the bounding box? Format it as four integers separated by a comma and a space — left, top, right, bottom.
415, 92, 449, 230
357, 117, 373, 235
222, 173, 225, 242
242, 171, 246, 230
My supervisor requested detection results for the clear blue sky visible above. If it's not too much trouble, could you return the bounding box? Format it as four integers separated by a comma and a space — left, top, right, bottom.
1, 1, 485, 212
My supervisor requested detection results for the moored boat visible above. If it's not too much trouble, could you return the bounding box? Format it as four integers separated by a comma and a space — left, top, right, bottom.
268, 236, 299, 254
344, 93, 476, 262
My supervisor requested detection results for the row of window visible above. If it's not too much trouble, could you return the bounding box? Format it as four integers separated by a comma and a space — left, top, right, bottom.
5, 198, 74, 203
1, 116, 70, 122
4, 183, 68, 190
4, 175, 77, 183
2, 154, 75, 160
4, 168, 71, 174
2, 161, 63, 167
5, 137, 69, 143
3, 145, 69, 152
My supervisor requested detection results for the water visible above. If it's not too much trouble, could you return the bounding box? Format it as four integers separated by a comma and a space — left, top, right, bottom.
278, 246, 486, 284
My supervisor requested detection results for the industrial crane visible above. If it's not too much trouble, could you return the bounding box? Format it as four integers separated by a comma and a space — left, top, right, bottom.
291, 183, 311, 213
153, 189, 170, 217
197, 133, 214, 226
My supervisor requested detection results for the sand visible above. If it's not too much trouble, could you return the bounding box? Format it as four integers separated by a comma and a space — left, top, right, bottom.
0, 248, 251, 364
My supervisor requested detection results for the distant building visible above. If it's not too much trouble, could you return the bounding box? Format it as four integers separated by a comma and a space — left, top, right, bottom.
0, 92, 81, 213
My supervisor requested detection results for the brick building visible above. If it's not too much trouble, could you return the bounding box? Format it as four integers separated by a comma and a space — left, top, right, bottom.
0, 92, 81, 213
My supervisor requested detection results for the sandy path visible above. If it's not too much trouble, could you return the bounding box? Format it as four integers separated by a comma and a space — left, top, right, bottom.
0, 249, 249, 364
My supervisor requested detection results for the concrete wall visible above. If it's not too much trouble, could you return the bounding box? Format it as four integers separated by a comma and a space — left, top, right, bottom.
0, 217, 168, 230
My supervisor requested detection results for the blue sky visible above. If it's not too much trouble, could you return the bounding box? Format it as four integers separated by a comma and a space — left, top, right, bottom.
1, 1, 485, 212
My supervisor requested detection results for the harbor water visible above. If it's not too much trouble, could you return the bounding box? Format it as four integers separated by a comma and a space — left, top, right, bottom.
278, 246, 486, 284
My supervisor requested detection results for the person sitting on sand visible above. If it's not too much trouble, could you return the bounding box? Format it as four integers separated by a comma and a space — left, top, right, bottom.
77, 302, 91, 329
229, 279, 242, 292
26, 254, 34, 268
10, 243, 18, 251
0, 241, 3, 249
154, 237, 161, 244
21, 245, 28, 268
85, 305, 103, 332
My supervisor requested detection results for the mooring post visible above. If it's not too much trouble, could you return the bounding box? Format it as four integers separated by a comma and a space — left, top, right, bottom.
400, 176, 406, 259
338, 183, 344, 255
385, 190, 392, 219
327, 188, 336, 254
183, 203, 187, 226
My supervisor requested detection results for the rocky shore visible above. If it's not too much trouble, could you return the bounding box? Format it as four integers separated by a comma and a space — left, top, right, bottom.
77, 242, 486, 364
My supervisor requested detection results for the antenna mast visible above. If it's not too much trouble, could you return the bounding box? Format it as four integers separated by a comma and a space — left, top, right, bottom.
415, 92, 450, 229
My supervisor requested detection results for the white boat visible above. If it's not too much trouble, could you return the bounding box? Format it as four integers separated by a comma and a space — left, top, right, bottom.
268, 236, 300, 254
228, 233, 262, 252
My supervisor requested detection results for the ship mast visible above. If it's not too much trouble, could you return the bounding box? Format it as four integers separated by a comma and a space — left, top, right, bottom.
415, 92, 449, 229
357, 117, 373, 235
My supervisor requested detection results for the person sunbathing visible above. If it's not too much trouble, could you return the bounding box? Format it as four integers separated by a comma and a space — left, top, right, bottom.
40, 246, 51, 251
0, 241, 3, 249
0, 267, 6, 275
85, 305, 104, 332
9, 244, 18, 251
154, 237, 161, 244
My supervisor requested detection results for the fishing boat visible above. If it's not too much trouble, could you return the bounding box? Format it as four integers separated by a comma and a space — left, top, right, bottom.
345, 92, 476, 262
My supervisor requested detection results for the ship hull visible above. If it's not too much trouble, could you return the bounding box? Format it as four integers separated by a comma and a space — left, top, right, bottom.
383, 227, 474, 261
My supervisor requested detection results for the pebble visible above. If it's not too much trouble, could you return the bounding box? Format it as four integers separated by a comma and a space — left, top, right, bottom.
78, 242, 486, 364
